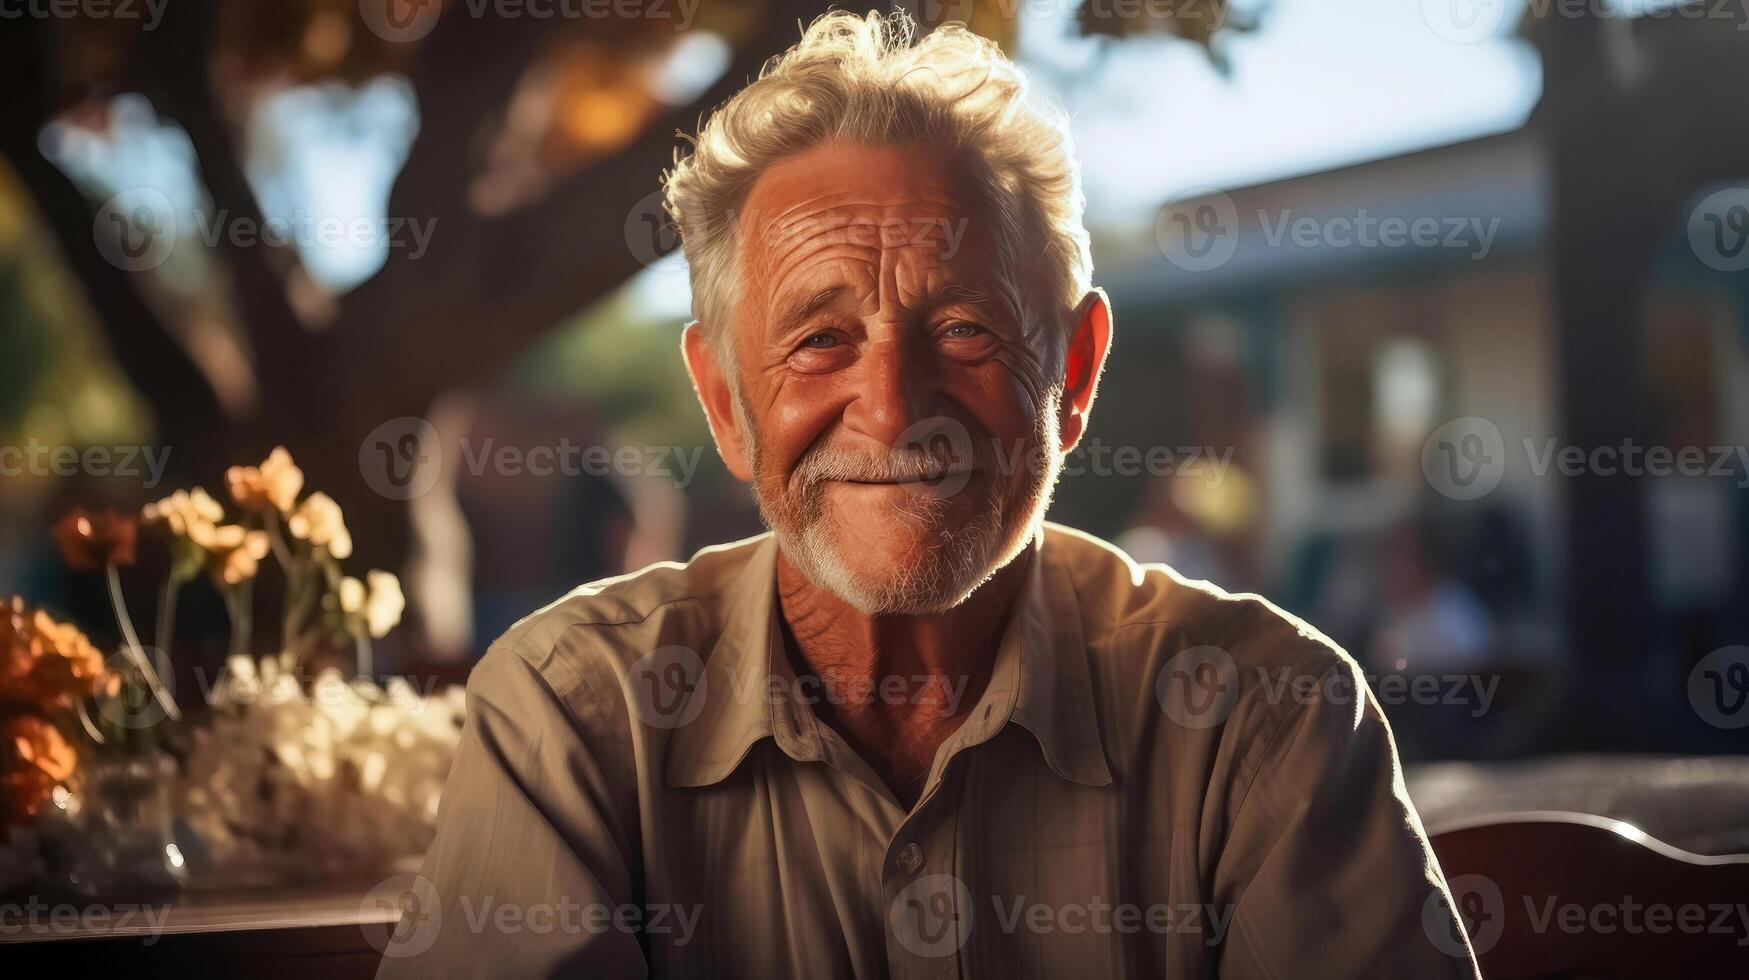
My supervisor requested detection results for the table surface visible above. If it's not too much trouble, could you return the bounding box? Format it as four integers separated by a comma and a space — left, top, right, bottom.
6, 754, 1746, 947
0, 881, 393, 944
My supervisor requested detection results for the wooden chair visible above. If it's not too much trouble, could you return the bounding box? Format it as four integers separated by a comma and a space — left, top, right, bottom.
1429, 811, 1749, 978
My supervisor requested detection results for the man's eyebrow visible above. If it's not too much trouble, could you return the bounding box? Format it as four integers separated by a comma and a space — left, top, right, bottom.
929, 282, 991, 306
774, 286, 844, 334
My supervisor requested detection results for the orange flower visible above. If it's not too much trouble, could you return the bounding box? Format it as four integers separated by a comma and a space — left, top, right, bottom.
0, 597, 116, 710
52, 508, 139, 571
2, 714, 76, 824
225, 447, 305, 514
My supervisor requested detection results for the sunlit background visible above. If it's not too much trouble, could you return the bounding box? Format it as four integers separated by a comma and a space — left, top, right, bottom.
3, 0, 1747, 779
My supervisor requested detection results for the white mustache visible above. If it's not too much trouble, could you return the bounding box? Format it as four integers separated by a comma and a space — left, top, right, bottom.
794, 443, 979, 486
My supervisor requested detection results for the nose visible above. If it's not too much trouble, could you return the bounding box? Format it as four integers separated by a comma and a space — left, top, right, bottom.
841, 333, 940, 450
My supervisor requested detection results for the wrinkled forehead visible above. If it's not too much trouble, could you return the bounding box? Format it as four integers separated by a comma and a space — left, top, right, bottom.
734, 142, 1009, 290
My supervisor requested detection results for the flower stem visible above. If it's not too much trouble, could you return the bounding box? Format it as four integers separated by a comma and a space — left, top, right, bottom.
226, 580, 254, 660
155, 577, 179, 661
106, 562, 180, 722
263, 509, 293, 569
74, 697, 106, 744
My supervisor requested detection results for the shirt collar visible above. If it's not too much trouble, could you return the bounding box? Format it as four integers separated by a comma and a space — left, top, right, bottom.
664, 526, 1112, 790
933, 528, 1113, 788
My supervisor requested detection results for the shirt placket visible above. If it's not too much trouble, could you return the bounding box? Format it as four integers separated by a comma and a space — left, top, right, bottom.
880, 770, 966, 980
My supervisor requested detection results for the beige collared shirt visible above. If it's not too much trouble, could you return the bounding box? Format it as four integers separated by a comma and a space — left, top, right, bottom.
379, 524, 1479, 979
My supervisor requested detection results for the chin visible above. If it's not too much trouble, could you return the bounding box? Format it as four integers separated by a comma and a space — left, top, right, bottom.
754, 418, 1064, 615
783, 493, 1042, 616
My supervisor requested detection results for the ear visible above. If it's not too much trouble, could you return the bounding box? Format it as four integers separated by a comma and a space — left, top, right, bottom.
1057, 288, 1114, 454
681, 321, 753, 482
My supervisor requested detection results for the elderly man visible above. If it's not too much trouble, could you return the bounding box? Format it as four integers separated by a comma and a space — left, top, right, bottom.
382, 12, 1479, 979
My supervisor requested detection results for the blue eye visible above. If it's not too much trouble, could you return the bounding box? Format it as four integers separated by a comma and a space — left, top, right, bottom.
944, 321, 984, 338
802, 333, 839, 349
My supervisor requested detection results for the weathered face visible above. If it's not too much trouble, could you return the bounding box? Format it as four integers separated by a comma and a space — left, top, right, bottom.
686, 141, 1105, 614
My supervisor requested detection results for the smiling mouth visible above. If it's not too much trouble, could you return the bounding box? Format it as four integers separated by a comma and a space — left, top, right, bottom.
838, 469, 975, 486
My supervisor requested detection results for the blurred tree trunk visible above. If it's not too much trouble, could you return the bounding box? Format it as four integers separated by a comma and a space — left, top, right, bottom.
1537, 7, 1749, 745
0, 1, 832, 656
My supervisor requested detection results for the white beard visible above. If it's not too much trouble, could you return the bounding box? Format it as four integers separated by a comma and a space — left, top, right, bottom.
737, 391, 1063, 615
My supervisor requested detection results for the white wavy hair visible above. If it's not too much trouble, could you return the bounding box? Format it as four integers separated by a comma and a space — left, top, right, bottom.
662, 9, 1093, 368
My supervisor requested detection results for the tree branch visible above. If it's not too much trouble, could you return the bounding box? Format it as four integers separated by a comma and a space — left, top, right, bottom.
0, 16, 227, 473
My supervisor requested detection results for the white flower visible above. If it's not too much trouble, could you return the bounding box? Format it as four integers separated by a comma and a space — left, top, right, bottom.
338, 571, 404, 639
338, 576, 366, 615
225, 447, 305, 513
363, 571, 404, 639
175, 661, 466, 883
288, 492, 352, 560
143, 488, 225, 539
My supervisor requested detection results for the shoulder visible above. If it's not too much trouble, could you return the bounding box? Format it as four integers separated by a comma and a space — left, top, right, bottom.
1044, 522, 1362, 764
1044, 521, 1346, 678
470, 534, 768, 707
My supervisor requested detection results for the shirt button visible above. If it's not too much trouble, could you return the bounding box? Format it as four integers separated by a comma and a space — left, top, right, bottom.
896, 842, 925, 874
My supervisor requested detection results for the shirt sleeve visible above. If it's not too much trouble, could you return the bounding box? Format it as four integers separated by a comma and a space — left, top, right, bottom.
1215, 657, 1481, 979
376, 642, 647, 979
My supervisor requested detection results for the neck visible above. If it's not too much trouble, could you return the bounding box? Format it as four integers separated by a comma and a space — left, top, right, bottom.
777, 544, 1032, 690
774, 541, 1034, 803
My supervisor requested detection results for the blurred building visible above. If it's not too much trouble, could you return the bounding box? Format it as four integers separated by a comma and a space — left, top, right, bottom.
1088, 11, 1749, 757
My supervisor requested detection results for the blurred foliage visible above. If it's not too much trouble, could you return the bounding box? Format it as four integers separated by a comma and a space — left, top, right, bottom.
514, 283, 710, 453
1077, 0, 1268, 68
0, 163, 150, 452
